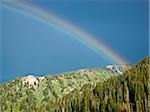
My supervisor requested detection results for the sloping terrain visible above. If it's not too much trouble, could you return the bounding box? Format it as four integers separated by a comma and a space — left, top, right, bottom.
0, 57, 148, 112
0, 66, 128, 112
44, 57, 149, 112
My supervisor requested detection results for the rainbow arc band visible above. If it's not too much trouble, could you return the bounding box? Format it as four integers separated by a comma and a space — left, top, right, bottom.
1, 0, 129, 64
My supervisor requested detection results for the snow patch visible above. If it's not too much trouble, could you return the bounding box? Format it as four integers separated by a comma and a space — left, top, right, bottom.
106, 65, 123, 74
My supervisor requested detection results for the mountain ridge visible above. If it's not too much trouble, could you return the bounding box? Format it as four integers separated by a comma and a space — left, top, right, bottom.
0, 65, 130, 112
0, 64, 131, 84
45, 57, 149, 112
0, 57, 149, 112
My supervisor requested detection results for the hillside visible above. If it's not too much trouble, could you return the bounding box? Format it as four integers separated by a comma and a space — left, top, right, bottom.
0, 57, 149, 112
0, 66, 129, 112
44, 57, 149, 112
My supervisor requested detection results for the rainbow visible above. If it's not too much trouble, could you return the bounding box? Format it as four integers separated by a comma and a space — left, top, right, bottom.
1, 0, 128, 64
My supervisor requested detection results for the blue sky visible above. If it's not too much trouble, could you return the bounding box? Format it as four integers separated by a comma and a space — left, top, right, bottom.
0, 0, 149, 82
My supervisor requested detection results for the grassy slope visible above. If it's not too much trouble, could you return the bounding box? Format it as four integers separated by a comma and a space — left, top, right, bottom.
44, 57, 149, 112
0, 68, 120, 112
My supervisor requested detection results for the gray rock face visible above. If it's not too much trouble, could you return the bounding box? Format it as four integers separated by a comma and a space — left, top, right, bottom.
106, 64, 131, 74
